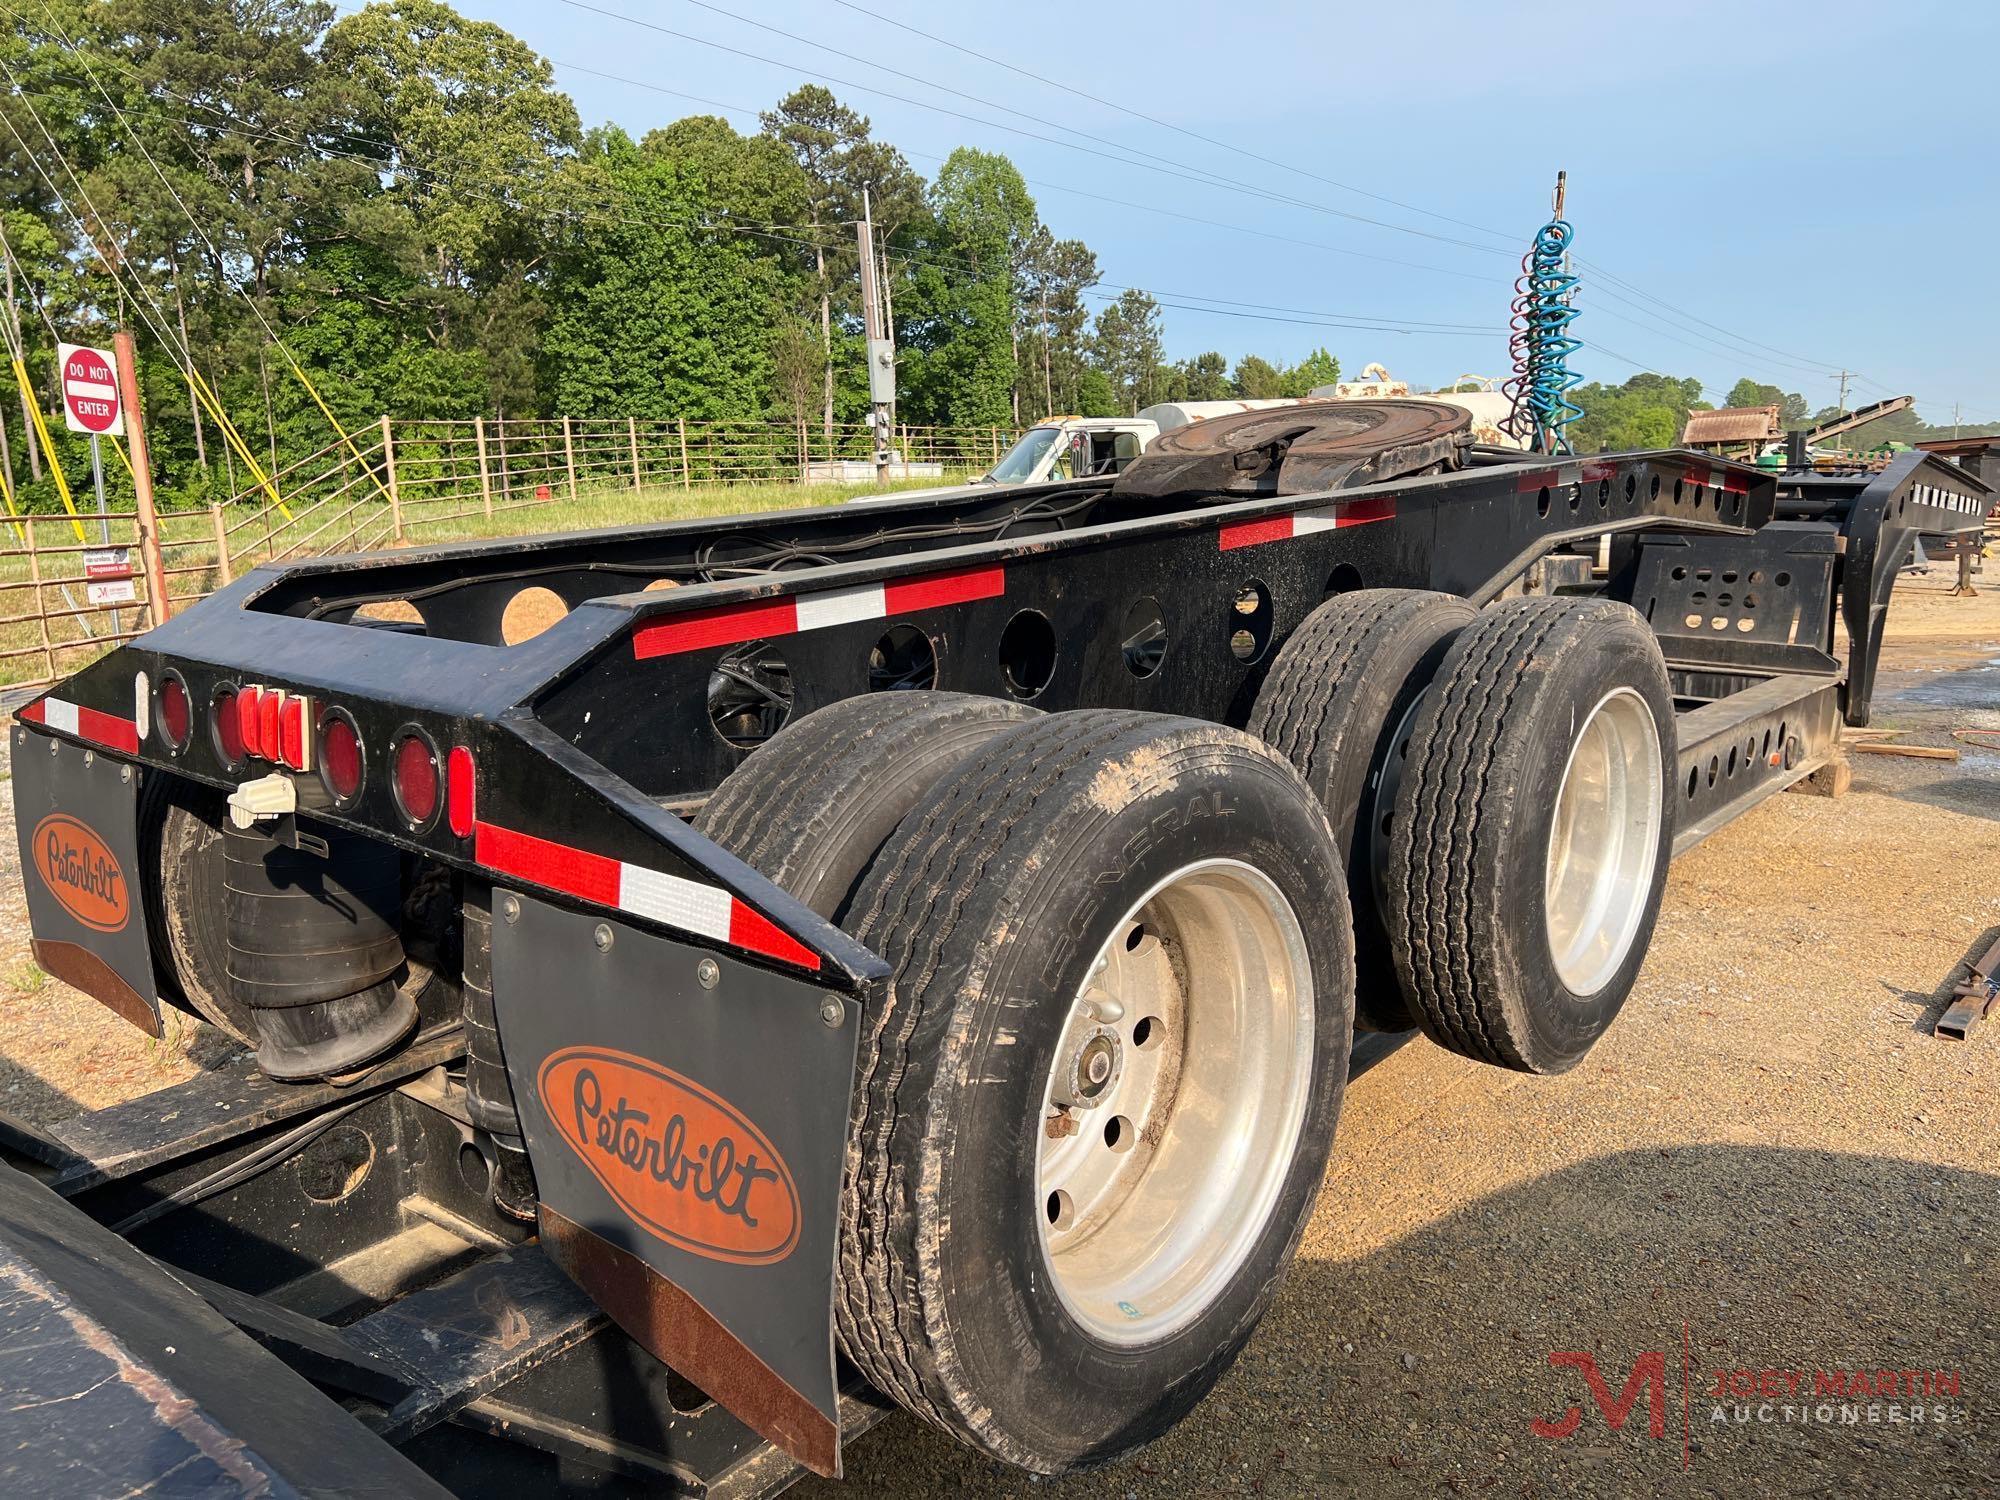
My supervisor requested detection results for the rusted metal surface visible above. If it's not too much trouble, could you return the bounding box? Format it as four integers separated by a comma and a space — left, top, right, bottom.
1936, 932, 2000, 1040
1681, 405, 1781, 448
1111, 399, 1472, 500
31, 937, 160, 1036
541, 1205, 842, 1479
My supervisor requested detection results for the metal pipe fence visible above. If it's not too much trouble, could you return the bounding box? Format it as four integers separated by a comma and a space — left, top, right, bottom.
1, 415, 1012, 690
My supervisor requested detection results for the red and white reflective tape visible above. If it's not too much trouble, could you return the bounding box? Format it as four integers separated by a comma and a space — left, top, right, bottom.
18, 695, 140, 755
632, 564, 1006, 660
473, 820, 820, 972
1217, 496, 1397, 552
1515, 461, 1621, 494
1681, 464, 1750, 496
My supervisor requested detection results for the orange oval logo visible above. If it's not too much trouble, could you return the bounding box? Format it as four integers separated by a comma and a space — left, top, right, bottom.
33, 815, 129, 933
538, 1047, 800, 1265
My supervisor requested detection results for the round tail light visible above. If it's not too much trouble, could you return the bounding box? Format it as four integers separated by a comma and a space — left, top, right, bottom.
213, 686, 245, 767
393, 733, 440, 828
158, 673, 191, 750
320, 711, 365, 804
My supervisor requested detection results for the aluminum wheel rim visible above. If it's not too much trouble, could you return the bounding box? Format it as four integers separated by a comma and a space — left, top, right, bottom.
1035, 859, 1314, 1347
1543, 687, 1664, 995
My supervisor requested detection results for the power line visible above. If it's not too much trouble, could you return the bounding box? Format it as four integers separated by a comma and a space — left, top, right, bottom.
826, 0, 1521, 248
553, 58, 1508, 286
807, 2, 1953, 407
557, 0, 1509, 256
5, 72, 1496, 369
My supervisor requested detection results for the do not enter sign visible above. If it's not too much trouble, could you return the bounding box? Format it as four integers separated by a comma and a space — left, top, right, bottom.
59, 342, 124, 436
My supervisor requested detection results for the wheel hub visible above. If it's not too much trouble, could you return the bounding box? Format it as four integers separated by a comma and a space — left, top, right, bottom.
1034, 860, 1315, 1347
1543, 686, 1664, 995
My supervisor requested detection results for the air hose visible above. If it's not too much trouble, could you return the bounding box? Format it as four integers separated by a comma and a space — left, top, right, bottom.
1504, 171, 1583, 456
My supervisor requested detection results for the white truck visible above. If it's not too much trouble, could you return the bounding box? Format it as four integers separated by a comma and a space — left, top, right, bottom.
978, 400, 1305, 485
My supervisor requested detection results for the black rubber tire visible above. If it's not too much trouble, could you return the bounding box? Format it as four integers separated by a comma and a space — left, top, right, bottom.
1385, 597, 1675, 1074
1249, 588, 1477, 1031
836, 710, 1354, 1472
695, 691, 1039, 920
140, 778, 255, 1041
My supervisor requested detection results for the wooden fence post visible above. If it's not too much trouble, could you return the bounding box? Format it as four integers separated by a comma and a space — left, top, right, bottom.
209, 505, 232, 587
474, 417, 494, 519
113, 330, 172, 625
628, 416, 642, 494
380, 414, 402, 541
563, 416, 579, 503
678, 418, 691, 489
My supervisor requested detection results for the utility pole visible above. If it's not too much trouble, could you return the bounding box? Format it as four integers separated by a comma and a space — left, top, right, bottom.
856, 188, 896, 484
1952, 402, 1961, 439
1835, 370, 1852, 416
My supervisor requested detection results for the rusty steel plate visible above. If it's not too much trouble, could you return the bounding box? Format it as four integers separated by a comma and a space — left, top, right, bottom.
1112, 400, 1472, 501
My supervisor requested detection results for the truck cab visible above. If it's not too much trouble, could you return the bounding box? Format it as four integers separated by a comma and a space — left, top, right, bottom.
983, 416, 1155, 484
980, 400, 1309, 487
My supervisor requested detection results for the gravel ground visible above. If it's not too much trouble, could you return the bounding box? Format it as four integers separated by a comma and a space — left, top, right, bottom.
3, 573, 1997, 1499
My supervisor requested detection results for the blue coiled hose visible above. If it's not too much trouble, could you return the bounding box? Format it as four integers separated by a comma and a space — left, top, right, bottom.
1504, 215, 1583, 455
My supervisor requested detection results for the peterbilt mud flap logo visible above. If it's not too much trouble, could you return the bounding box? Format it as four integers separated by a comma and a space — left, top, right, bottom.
538, 1046, 801, 1265
33, 814, 129, 932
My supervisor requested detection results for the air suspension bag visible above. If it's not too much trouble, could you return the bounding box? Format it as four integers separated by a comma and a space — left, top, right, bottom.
223, 821, 415, 1079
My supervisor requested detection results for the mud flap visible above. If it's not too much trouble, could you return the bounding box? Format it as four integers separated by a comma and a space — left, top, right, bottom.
11, 729, 159, 1035
490, 894, 860, 1478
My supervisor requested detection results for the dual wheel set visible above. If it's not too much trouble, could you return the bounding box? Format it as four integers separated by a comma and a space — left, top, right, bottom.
697, 588, 1679, 1472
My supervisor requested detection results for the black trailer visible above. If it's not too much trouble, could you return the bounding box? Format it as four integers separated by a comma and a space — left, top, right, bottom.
4, 407, 1990, 1495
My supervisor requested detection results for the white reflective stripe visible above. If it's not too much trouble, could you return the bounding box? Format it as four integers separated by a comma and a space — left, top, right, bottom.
1293, 510, 1343, 536
42, 697, 80, 734
133, 672, 150, 742
618, 862, 734, 941
795, 582, 886, 632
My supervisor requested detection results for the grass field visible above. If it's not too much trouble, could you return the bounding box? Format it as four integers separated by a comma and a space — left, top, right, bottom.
0, 472, 967, 689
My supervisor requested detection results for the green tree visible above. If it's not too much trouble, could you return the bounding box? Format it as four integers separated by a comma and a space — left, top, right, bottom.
1725, 377, 1808, 427
1280, 347, 1341, 397
896, 148, 1035, 427
540, 129, 777, 420
759, 87, 923, 440
1075, 366, 1118, 418
1232, 354, 1284, 399
1175, 351, 1232, 401
1091, 289, 1164, 414
322, 0, 579, 414
1569, 372, 1708, 452
1019, 229, 1098, 418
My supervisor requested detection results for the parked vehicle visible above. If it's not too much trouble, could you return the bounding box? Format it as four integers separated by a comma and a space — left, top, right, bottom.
5, 403, 1988, 1495
974, 400, 1305, 485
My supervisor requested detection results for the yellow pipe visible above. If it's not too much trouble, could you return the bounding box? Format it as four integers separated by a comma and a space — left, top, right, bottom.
12, 357, 87, 543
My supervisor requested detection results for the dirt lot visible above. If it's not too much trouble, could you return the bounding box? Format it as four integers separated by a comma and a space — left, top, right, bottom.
2, 573, 1996, 1499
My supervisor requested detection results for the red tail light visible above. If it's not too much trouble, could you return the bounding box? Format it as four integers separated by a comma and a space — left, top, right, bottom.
320, 711, 364, 803
239, 687, 266, 758
259, 690, 282, 760
393, 733, 440, 827
157, 673, 191, 750
279, 696, 311, 771
447, 745, 475, 838
213, 687, 245, 766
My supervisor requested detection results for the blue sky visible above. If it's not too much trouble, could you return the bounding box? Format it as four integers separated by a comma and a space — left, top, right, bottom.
467, 0, 1999, 424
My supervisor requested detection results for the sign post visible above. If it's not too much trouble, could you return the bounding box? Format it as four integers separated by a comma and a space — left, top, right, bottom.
60, 342, 123, 545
